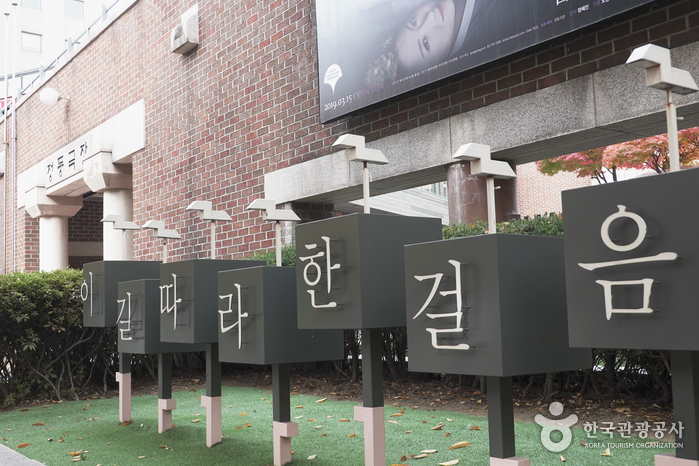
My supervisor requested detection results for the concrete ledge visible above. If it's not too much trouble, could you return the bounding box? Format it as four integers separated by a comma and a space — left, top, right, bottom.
265, 42, 699, 206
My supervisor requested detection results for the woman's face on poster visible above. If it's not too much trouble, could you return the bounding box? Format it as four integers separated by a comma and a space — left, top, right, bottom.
395, 0, 456, 74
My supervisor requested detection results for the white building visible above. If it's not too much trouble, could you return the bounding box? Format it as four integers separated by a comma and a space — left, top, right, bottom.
0, 0, 102, 99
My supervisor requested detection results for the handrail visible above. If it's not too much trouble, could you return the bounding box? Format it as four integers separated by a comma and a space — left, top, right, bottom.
15, 0, 122, 103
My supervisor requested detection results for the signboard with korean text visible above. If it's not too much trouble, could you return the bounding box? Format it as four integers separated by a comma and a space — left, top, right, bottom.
296, 213, 443, 330
563, 168, 699, 351
405, 234, 591, 376
218, 266, 344, 365
159, 259, 265, 345
315, 0, 656, 122
117, 279, 205, 354
45, 137, 90, 188
82, 261, 161, 328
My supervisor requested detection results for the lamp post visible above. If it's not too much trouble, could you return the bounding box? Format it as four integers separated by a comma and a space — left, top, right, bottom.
101, 214, 139, 259
186, 200, 232, 259
452, 143, 516, 234
333, 134, 388, 213
626, 44, 698, 173
247, 199, 300, 267
143, 220, 181, 264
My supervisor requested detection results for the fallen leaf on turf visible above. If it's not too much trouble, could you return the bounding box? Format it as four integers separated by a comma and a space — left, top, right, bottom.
33, 423, 45, 426
401, 455, 407, 461
315, 397, 328, 403
17, 443, 30, 448
295, 415, 304, 419
160, 445, 168, 449
239, 413, 248, 415
413, 453, 428, 459
307, 419, 316, 422
580, 440, 585, 446
421, 420, 428, 423
138, 456, 147, 459
388, 420, 399, 424
295, 406, 304, 409
391, 413, 403, 417
601, 448, 612, 456
59, 438, 64, 443
431, 425, 444, 430
69, 450, 83, 456
390, 464, 409, 466
405, 430, 413, 433
122, 421, 131, 426
445, 433, 451, 437
560, 455, 566, 462
438, 460, 459, 466
449, 441, 470, 449
349, 434, 356, 437
321, 433, 327, 436
308, 454, 317, 460
339, 419, 350, 422
469, 426, 482, 430
421, 449, 438, 453
245, 423, 251, 427
20, 409, 29, 412
314, 426, 323, 429
191, 419, 201, 423
236, 426, 243, 429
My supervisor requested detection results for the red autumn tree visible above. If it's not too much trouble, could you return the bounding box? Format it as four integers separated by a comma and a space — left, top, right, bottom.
537, 127, 699, 183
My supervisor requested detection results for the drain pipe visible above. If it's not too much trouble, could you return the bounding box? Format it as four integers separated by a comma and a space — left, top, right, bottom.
10, 2, 16, 271
2, 11, 8, 274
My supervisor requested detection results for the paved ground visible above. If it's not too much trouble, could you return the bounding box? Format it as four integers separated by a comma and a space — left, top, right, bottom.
0, 444, 44, 465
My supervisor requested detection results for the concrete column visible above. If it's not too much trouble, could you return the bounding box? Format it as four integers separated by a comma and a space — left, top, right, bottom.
39, 216, 69, 271
83, 150, 133, 260
25, 185, 83, 271
446, 162, 519, 226
103, 189, 134, 260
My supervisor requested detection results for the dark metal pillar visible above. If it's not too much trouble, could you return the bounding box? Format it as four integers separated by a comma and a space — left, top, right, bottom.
671, 351, 699, 460
273, 363, 291, 423
119, 352, 131, 374
158, 353, 172, 400
206, 343, 221, 397
362, 328, 383, 407
487, 375, 516, 459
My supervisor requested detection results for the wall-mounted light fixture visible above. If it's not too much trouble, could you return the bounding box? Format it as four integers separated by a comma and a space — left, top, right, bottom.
39, 87, 69, 105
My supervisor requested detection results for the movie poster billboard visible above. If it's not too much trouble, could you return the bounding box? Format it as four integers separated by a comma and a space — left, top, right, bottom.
316, 0, 656, 122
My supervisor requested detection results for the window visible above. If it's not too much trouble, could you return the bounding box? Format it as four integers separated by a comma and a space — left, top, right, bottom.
65, 0, 83, 18
20, 31, 41, 53
21, 0, 41, 8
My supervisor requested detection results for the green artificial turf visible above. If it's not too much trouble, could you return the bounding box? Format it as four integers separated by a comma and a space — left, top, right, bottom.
0, 386, 676, 465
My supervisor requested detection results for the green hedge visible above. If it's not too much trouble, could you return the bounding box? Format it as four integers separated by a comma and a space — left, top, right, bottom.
0, 269, 117, 407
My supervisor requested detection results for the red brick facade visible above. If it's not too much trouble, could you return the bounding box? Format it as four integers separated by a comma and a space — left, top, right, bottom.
1, 0, 698, 270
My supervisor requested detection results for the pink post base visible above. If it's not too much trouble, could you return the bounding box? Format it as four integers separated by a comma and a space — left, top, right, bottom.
158, 398, 176, 434
201, 395, 222, 447
656, 453, 699, 466
490, 456, 531, 466
115, 372, 131, 423
354, 406, 386, 466
273, 421, 298, 465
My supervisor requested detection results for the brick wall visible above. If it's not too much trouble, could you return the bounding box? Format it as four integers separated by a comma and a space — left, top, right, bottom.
68, 195, 103, 243
1, 0, 697, 268
517, 162, 591, 217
